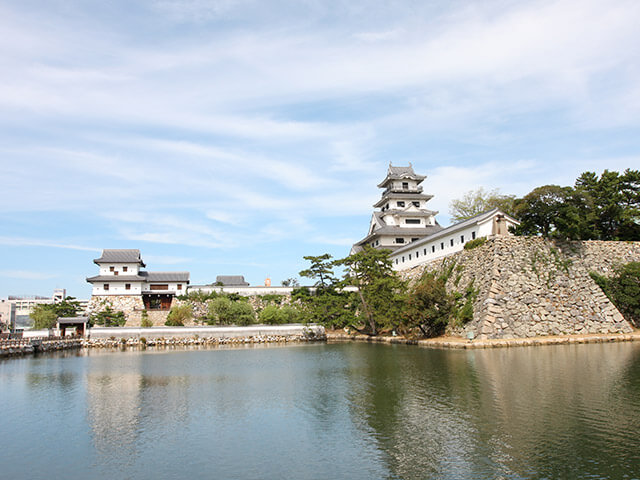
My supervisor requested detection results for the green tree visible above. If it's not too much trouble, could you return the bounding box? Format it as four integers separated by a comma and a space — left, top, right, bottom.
299, 254, 337, 288
30, 297, 81, 329
403, 271, 454, 337
30, 305, 58, 329
336, 247, 406, 335
513, 185, 574, 237
281, 277, 300, 287
207, 297, 255, 325
592, 262, 640, 327
259, 305, 302, 325
91, 307, 126, 327
165, 304, 192, 326
449, 188, 516, 222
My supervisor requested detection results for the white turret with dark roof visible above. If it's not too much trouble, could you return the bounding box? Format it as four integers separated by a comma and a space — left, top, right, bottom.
87, 249, 189, 313
352, 163, 443, 253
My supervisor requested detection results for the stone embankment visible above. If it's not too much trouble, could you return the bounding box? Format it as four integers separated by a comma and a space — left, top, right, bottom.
0, 337, 83, 358
401, 236, 640, 340
327, 331, 640, 349
84, 324, 325, 348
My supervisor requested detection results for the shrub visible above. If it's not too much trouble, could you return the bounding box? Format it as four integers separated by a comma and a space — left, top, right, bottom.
259, 305, 302, 325
165, 304, 192, 327
403, 271, 453, 337
593, 262, 640, 327
463, 237, 487, 250
140, 310, 153, 328
229, 301, 256, 326
92, 307, 127, 327
207, 297, 256, 325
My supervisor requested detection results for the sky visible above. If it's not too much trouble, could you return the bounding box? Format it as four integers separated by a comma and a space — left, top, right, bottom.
1, 0, 639, 298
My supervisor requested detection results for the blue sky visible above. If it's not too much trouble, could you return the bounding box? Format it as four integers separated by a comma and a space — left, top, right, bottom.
1, 0, 639, 298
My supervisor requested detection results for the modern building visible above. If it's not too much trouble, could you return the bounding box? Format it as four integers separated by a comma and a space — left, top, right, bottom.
0, 289, 84, 330
351, 163, 443, 253
86, 249, 190, 311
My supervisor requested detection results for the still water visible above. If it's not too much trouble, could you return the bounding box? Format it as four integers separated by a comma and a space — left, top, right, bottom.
1, 342, 640, 480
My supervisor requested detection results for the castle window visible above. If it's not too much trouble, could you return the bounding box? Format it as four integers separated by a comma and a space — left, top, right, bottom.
412, 201, 420, 207
402, 256, 405, 262
441, 242, 444, 250
395, 259, 398, 264
396, 238, 405, 244
411, 238, 418, 242
123, 266, 128, 272
432, 246, 436, 253
376, 240, 379, 246
405, 219, 420, 224
103, 284, 109, 291
402, 182, 409, 189
150, 284, 169, 290
109, 266, 114, 272
125, 284, 131, 290
114, 271, 119, 276
416, 251, 419, 258
396, 201, 405, 207
423, 248, 427, 255
177, 284, 182, 290
460, 235, 464, 243
450, 239, 454, 247
472, 231, 476, 240
408, 254, 412, 260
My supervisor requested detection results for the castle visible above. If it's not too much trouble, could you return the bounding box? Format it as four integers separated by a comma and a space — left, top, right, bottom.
352, 164, 519, 270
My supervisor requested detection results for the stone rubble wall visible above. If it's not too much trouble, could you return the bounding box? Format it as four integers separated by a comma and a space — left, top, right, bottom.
86, 295, 171, 327
401, 236, 639, 340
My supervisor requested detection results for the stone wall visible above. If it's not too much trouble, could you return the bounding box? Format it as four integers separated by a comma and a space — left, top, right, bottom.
402, 236, 639, 340
87, 295, 171, 327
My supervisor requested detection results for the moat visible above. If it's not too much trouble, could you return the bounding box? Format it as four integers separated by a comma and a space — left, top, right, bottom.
2, 342, 639, 479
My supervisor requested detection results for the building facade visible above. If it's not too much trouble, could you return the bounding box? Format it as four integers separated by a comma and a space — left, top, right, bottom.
86, 249, 190, 319
352, 164, 519, 270
352, 164, 443, 253
389, 208, 519, 270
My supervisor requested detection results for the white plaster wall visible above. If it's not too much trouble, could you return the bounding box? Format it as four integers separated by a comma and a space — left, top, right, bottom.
142, 282, 187, 294
92, 282, 144, 295
391, 224, 482, 270
98, 263, 141, 276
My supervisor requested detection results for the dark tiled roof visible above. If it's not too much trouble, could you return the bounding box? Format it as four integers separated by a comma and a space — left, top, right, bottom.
373, 193, 433, 207
354, 224, 443, 247
93, 249, 145, 266
141, 271, 190, 283
377, 163, 427, 187
86, 275, 146, 283
57, 317, 89, 324
215, 275, 249, 286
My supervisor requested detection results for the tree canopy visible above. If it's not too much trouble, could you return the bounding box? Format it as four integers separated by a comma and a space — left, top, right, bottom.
449, 188, 516, 222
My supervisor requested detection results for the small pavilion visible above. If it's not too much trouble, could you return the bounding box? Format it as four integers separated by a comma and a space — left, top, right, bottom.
57, 317, 89, 336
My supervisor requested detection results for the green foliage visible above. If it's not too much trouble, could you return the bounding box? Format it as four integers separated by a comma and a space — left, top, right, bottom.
206, 297, 255, 325
514, 169, 640, 240
140, 310, 153, 328
403, 271, 453, 337
258, 305, 302, 324
30, 297, 82, 329
281, 277, 300, 287
163, 304, 192, 326
592, 263, 640, 327
178, 290, 221, 302
92, 307, 127, 327
449, 188, 517, 222
336, 247, 406, 335
463, 237, 487, 250
30, 305, 59, 329
260, 294, 284, 305
299, 254, 337, 287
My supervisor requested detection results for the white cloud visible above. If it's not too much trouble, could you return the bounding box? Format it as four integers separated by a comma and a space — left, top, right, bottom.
0, 270, 58, 280
0, 236, 100, 252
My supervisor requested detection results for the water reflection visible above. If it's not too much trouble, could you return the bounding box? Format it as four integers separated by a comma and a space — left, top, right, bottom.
347, 343, 640, 479
5, 343, 640, 479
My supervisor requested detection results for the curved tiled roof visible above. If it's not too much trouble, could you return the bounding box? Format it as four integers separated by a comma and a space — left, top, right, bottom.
93, 249, 145, 266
